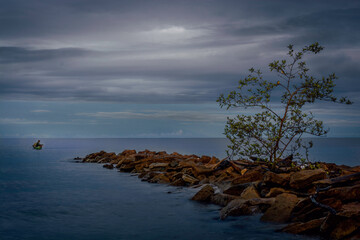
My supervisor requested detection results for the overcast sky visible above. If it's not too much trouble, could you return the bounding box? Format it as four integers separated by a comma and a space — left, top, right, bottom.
0, 0, 359, 138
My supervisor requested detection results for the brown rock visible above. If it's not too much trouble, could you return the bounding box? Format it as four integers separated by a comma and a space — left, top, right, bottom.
121, 149, 136, 156
103, 164, 114, 169
318, 184, 360, 202
220, 199, 250, 219
210, 193, 239, 206
223, 183, 252, 196
321, 213, 360, 240
261, 193, 299, 223
171, 178, 187, 186
140, 171, 158, 181
232, 167, 265, 185
220, 198, 275, 219
134, 153, 147, 161
290, 197, 343, 223
265, 187, 287, 198
313, 172, 360, 188
182, 174, 199, 185
240, 185, 260, 200
247, 198, 276, 212
214, 172, 229, 183
290, 169, 327, 189
191, 184, 215, 202
149, 173, 170, 184
282, 217, 325, 235
119, 163, 136, 172
263, 171, 289, 186
199, 155, 212, 164
149, 162, 169, 170
192, 166, 214, 176
339, 202, 360, 218
169, 161, 179, 168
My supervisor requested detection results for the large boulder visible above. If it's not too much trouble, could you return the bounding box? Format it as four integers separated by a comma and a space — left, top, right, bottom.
191, 185, 215, 202
318, 184, 360, 202
290, 197, 342, 223
232, 167, 265, 185
320, 204, 360, 240
263, 171, 289, 186
220, 198, 275, 220
223, 183, 252, 196
171, 178, 187, 186
148, 173, 170, 184
282, 217, 325, 235
240, 185, 260, 200
289, 169, 327, 189
261, 193, 299, 223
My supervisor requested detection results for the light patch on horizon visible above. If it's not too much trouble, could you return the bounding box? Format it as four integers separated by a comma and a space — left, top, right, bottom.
0, 118, 66, 125
31, 109, 51, 113
76, 110, 231, 122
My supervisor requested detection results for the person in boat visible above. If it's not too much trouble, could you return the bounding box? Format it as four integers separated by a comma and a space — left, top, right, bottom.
33, 140, 43, 148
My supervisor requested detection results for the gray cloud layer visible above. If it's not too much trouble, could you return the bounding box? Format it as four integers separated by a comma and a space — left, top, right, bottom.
1, 0, 359, 103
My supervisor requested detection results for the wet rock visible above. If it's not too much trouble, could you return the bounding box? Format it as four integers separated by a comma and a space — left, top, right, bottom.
210, 193, 239, 207
191, 184, 214, 202
261, 193, 299, 223
282, 217, 325, 235
223, 183, 252, 196
240, 185, 260, 200
148, 173, 170, 184
220, 198, 275, 220
220, 199, 251, 219
289, 169, 327, 189
139, 171, 158, 181
103, 164, 114, 169
320, 211, 360, 240
171, 178, 187, 186
119, 163, 135, 172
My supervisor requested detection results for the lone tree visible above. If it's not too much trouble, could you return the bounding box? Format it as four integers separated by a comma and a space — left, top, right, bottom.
217, 43, 352, 166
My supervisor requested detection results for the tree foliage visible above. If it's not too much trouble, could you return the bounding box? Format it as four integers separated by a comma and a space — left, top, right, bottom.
217, 43, 352, 164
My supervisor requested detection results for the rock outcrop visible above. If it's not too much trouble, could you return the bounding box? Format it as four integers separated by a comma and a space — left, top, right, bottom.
81, 149, 360, 240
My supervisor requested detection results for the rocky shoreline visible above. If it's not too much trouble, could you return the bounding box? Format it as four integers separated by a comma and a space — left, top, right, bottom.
79, 149, 360, 240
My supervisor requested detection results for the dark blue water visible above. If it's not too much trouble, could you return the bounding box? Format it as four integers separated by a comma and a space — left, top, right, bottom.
1, 138, 358, 240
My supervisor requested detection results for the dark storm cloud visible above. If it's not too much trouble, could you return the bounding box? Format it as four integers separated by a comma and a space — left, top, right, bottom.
0, 0, 359, 103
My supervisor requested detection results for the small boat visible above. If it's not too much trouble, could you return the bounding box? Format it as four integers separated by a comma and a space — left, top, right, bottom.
33, 145, 43, 150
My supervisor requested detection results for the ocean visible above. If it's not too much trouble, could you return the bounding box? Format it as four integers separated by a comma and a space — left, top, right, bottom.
1, 138, 359, 240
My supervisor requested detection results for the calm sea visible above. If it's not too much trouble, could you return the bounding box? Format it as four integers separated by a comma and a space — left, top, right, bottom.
1, 138, 359, 240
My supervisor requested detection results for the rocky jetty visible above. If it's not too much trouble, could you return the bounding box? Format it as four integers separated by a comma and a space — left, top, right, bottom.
80, 149, 360, 240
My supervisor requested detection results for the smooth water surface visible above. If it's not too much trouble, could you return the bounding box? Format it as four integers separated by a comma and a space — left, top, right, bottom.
1, 138, 358, 240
